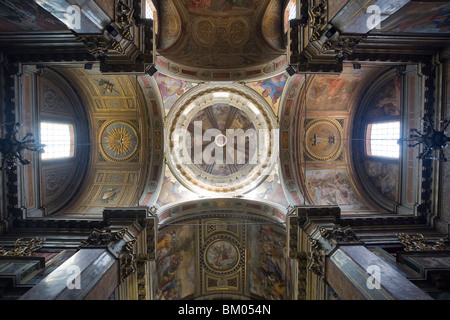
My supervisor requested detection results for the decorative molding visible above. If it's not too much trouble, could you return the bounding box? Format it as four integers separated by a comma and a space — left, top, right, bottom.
119, 237, 137, 282
0, 237, 45, 256
307, 238, 325, 279
80, 228, 126, 247
287, 215, 299, 258
76, 34, 124, 58
397, 233, 448, 251
136, 255, 148, 300
339, 215, 426, 227
308, 0, 327, 42
13, 218, 104, 230
116, 0, 136, 41
318, 226, 360, 244
297, 251, 307, 300
321, 36, 365, 59
45, 169, 70, 197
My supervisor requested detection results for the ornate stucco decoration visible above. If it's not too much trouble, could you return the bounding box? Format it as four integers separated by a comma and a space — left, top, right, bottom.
318, 226, 360, 244
306, 225, 360, 280
80, 228, 126, 247
0, 237, 45, 257
76, 0, 155, 73
307, 238, 325, 279
397, 233, 448, 251
80, 227, 138, 282
304, 118, 344, 162
99, 120, 139, 162
120, 238, 137, 282
308, 0, 327, 42
321, 35, 366, 59
76, 34, 124, 58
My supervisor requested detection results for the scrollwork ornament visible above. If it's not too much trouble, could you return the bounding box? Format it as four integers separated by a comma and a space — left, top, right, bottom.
80, 228, 127, 247
397, 233, 448, 251
318, 226, 360, 244
0, 237, 45, 256
120, 238, 137, 282
307, 238, 325, 278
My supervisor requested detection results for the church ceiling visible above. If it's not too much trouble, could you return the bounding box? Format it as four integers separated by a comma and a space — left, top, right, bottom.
34, 58, 401, 220
148, 70, 290, 210
164, 82, 278, 197
155, 0, 287, 81
1, 0, 449, 302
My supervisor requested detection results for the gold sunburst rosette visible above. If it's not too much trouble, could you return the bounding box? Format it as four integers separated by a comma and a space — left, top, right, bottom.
99, 120, 139, 162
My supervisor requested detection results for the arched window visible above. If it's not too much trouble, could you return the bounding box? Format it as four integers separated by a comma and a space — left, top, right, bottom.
40, 122, 75, 160
288, 1, 297, 20
366, 121, 401, 159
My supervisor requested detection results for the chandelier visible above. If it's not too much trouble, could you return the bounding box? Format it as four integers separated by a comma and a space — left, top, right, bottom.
0, 123, 46, 170
408, 115, 449, 162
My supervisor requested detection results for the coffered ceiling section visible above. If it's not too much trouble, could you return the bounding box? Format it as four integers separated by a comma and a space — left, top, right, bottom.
156, 0, 287, 81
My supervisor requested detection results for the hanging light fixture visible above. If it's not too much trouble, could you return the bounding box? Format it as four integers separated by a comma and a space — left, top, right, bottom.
407, 115, 450, 162
0, 123, 46, 170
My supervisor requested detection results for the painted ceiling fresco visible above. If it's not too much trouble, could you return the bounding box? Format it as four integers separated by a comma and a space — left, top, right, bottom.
379, 2, 450, 34
154, 200, 289, 300
279, 64, 390, 214
0, 0, 67, 31
155, 0, 287, 80
152, 71, 289, 209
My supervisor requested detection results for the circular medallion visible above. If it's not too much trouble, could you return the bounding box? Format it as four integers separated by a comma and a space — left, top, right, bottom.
165, 84, 278, 196
205, 239, 239, 273
193, 18, 216, 46
99, 120, 139, 162
305, 119, 343, 161
228, 18, 249, 45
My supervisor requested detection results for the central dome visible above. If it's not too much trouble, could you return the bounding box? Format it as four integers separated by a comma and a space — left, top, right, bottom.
190, 104, 255, 176
166, 83, 278, 196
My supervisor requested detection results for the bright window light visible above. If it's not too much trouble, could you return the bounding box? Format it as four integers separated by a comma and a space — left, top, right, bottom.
367, 121, 400, 159
40, 122, 74, 160
288, 1, 297, 20
145, 0, 155, 19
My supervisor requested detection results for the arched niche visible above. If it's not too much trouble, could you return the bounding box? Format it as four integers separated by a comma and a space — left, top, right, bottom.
350, 68, 402, 212
48, 65, 163, 218
19, 67, 90, 216
154, 198, 291, 300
